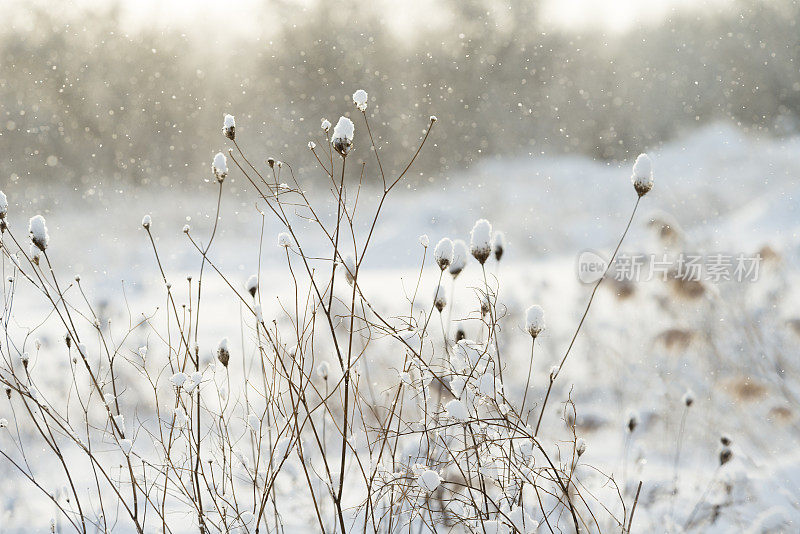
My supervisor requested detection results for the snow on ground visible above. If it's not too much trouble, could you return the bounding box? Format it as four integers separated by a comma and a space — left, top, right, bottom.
2, 122, 800, 531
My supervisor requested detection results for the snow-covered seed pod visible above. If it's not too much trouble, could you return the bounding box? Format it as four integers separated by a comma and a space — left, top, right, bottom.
245, 274, 258, 298
525, 305, 545, 338
278, 232, 292, 248
576, 438, 587, 457
433, 284, 447, 313
418, 234, 429, 247
470, 219, 492, 264
429, 115, 438, 123
29, 244, 41, 266
719, 445, 733, 465
212, 152, 228, 183
682, 390, 695, 407
342, 254, 357, 285
0, 190, 7, 219
307, 141, 316, 150
332, 116, 354, 157
480, 293, 490, 317
626, 411, 639, 433
631, 153, 654, 197
455, 327, 466, 342
321, 118, 331, 132
141, 214, 151, 230
449, 239, 468, 278
223, 114, 235, 141
316, 361, 330, 380
29, 215, 49, 252
267, 157, 275, 168
353, 89, 368, 112
217, 338, 230, 368
417, 469, 440, 492
434, 238, 454, 271
492, 231, 506, 261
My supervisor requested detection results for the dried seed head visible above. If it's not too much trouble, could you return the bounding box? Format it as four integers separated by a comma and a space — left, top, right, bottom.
682, 390, 695, 407
308, 141, 316, 150
245, 274, 258, 298
141, 214, 151, 230
631, 153, 654, 197
525, 305, 545, 338
29, 244, 41, 265
0, 190, 7, 219
719, 446, 733, 466
576, 438, 587, 456
434, 238, 454, 270
278, 232, 292, 248
212, 152, 228, 182
21, 352, 29, 368
223, 114, 235, 141
321, 118, 331, 131
316, 361, 330, 380
480, 294, 490, 317
418, 234, 430, 247
626, 411, 639, 433
217, 338, 230, 368
433, 284, 447, 312
455, 327, 466, 342
492, 231, 506, 261
449, 239, 468, 278
332, 116, 355, 157
469, 219, 492, 264
720, 435, 732, 447
29, 215, 49, 252
267, 157, 275, 168
64, 332, 72, 349
342, 254, 357, 285
5, 387, 11, 399
182, 224, 190, 234
352, 89, 368, 111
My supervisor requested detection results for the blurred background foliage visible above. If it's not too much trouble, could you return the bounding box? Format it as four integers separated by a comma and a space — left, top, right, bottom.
2, 0, 799, 188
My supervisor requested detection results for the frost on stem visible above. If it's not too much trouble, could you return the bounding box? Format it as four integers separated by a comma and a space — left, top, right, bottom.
222, 113, 235, 140
245, 274, 258, 298
492, 231, 506, 261
28, 215, 49, 252
212, 152, 228, 182
352, 89, 368, 111
433, 283, 447, 312
342, 254, 357, 285
217, 338, 230, 368
449, 239, 468, 278
631, 153, 654, 197
469, 219, 492, 264
434, 237, 454, 270
525, 305, 545, 338
332, 116, 354, 157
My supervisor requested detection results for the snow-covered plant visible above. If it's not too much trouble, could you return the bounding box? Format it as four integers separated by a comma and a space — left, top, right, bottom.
631, 153, 654, 197
0, 91, 665, 534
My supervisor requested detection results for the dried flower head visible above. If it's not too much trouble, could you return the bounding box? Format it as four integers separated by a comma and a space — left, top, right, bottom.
433, 284, 447, 312
576, 437, 587, 456
342, 254, 357, 285
525, 305, 545, 338
626, 411, 639, 433
321, 118, 331, 131
245, 274, 258, 297
29, 215, 49, 251
212, 152, 228, 182
217, 338, 230, 368
720, 446, 733, 465
316, 361, 330, 380
0, 190, 7, 219
418, 234, 429, 247
332, 116, 354, 157
449, 239, 468, 278
434, 238, 454, 270
455, 327, 466, 342
682, 390, 695, 407
353, 89, 368, 111
470, 219, 492, 264
223, 114, 235, 140
631, 153, 654, 197
492, 231, 506, 261
308, 141, 316, 150
141, 214, 151, 229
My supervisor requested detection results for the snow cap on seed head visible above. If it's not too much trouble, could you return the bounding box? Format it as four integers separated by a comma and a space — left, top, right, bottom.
321, 118, 331, 131
342, 254, 357, 285
576, 437, 587, 456
525, 305, 545, 338
141, 214, 151, 229
212, 152, 228, 182
434, 238, 454, 271
418, 234, 429, 247
278, 232, 292, 248
245, 275, 258, 297
470, 219, 492, 264
0, 190, 7, 219
353, 89, 368, 111
223, 114, 235, 140
332, 117, 354, 157
682, 389, 695, 407
29, 215, 49, 251
217, 338, 230, 368
631, 153, 654, 197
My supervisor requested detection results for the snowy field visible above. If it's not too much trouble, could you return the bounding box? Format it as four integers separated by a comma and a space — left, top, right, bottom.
2, 121, 800, 532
